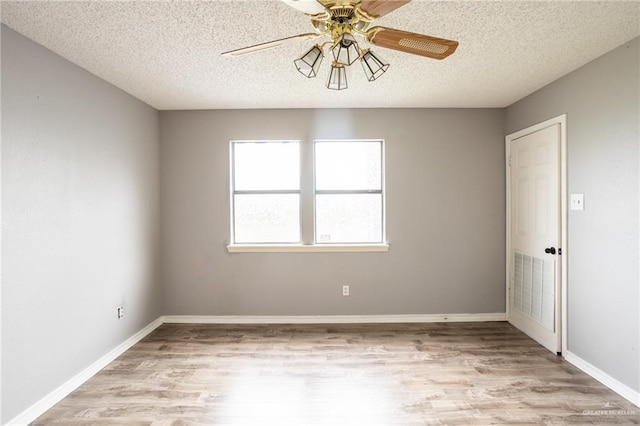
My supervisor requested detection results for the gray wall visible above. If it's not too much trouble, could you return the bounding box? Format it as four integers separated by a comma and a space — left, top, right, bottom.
160, 109, 506, 316
1, 26, 162, 423
506, 38, 639, 392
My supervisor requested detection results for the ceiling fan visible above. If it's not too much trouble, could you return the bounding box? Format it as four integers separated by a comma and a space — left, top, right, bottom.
221, 0, 459, 90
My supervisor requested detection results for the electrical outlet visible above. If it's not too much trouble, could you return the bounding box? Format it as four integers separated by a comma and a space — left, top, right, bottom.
117, 306, 124, 319
342, 285, 350, 296
570, 193, 584, 211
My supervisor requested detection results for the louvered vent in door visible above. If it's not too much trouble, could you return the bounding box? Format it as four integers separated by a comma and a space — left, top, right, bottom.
513, 251, 555, 331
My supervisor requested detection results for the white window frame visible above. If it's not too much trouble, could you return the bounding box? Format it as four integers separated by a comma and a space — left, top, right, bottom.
229, 140, 302, 245
313, 139, 386, 245
227, 139, 389, 253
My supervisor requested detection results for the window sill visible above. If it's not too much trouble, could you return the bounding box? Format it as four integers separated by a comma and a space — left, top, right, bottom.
227, 244, 390, 253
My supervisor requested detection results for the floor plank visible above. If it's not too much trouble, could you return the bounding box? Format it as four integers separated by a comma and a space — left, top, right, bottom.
32, 322, 639, 425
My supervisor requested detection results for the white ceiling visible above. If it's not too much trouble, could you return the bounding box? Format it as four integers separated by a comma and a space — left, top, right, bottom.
1, 1, 638, 110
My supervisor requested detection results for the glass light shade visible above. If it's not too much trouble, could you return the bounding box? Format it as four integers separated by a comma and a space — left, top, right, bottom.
332, 33, 359, 66
294, 45, 324, 78
326, 62, 348, 90
360, 49, 389, 81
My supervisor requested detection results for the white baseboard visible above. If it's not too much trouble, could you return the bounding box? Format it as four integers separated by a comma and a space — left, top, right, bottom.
565, 351, 640, 408
161, 313, 507, 324
6, 317, 164, 426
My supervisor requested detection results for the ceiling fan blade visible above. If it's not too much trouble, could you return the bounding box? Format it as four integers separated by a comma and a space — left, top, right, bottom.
366, 27, 458, 60
221, 33, 320, 57
359, 0, 412, 18
280, 0, 326, 15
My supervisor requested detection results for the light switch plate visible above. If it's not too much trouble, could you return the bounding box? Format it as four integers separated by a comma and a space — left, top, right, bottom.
570, 193, 584, 211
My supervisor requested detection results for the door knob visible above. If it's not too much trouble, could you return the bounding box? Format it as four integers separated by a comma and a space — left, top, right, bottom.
544, 247, 556, 255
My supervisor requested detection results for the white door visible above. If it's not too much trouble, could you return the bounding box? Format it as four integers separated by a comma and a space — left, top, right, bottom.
507, 122, 562, 354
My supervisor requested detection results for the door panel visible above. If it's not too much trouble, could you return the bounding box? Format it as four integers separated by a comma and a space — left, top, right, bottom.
508, 123, 561, 353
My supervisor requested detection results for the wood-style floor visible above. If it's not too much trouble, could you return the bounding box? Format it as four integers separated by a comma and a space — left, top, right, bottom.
33, 322, 639, 425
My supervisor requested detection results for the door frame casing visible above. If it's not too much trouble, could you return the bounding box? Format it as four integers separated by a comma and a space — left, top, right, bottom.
505, 114, 568, 355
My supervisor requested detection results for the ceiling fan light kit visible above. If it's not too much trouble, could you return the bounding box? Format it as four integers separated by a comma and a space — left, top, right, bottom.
223, 0, 459, 91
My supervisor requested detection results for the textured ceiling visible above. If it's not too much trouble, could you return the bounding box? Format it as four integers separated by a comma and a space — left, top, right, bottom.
1, 1, 638, 110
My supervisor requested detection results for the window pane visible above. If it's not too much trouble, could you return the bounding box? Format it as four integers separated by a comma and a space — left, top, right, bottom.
234, 194, 300, 243
315, 141, 381, 190
234, 142, 299, 190
315, 194, 382, 243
